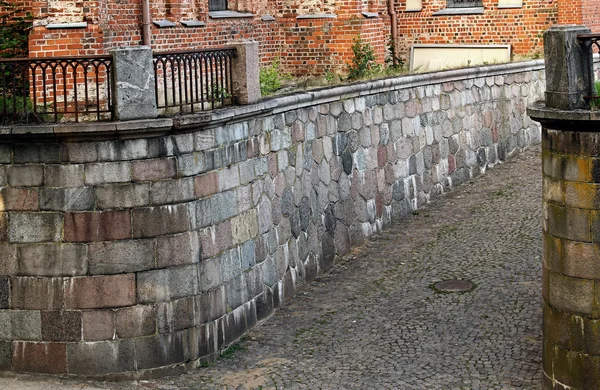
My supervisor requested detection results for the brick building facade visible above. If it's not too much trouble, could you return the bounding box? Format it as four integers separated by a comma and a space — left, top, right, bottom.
6, 1, 600, 81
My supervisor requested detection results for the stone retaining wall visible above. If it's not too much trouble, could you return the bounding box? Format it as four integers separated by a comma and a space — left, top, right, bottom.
0, 60, 545, 377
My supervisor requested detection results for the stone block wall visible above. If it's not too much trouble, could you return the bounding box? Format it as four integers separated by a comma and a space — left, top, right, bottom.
0, 59, 544, 377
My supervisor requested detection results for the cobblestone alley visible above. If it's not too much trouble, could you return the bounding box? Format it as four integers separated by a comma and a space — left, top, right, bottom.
0, 146, 542, 389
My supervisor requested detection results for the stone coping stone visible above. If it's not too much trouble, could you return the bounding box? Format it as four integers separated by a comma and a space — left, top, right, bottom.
528, 101, 600, 131
4, 59, 546, 142
261, 15, 275, 21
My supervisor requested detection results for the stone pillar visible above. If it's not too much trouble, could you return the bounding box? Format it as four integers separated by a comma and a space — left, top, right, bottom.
543, 25, 592, 110
229, 40, 261, 105
529, 24, 600, 390
111, 46, 158, 121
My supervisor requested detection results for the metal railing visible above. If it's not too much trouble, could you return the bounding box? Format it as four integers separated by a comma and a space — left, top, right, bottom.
577, 33, 600, 105
0, 55, 113, 124
153, 47, 236, 115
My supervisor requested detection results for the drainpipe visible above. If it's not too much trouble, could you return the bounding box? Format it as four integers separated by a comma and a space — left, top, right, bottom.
387, 0, 398, 66
141, 0, 152, 47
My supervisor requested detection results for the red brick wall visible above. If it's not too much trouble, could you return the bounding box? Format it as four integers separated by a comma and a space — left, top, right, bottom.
582, 0, 600, 33
27, 0, 389, 76
396, 0, 559, 59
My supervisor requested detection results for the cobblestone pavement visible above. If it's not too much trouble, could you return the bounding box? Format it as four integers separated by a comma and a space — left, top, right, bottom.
3, 146, 542, 390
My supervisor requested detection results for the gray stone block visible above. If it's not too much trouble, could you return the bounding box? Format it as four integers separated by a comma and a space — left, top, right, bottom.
14, 143, 60, 163
85, 162, 131, 185
19, 243, 87, 276
67, 340, 135, 374
111, 46, 157, 120
9, 213, 62, 243
89, 239, 155, 274
96, 183, 150, 209
134, 331, 187, 370
198, 257, 222, 292
157, 231, 200, 268
137, 264, 199, 302
7, 165, 44, 187
220, 247, 242, 282
40, 187, 95, 211
44, 165, 84, 187
150, 178, 195, 205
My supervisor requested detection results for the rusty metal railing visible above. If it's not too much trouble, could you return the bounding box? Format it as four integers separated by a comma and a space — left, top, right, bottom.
0, 55, 113, 124
153, 47, 236, 115
577, 33, 600, 106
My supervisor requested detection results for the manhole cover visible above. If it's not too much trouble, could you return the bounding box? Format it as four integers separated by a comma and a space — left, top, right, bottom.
432, 279, 475, 293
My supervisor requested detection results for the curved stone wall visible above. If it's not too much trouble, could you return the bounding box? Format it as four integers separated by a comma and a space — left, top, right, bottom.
0, 60, 544, 377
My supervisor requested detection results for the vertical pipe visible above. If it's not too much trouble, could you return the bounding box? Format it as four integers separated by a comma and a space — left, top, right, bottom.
387, 0, 398, 66
142, 0, 152, 47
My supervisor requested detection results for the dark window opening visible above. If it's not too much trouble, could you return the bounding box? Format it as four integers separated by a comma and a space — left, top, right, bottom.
446, 0, 482, 7
209, 0, 228, 11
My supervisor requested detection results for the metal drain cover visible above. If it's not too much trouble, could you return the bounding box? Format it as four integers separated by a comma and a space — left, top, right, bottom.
433, 279, 475, 293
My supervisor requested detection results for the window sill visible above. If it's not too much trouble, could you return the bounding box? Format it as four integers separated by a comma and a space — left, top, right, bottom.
497, 4, 522, 8
209, 11, 254, 18
432, 7, 484, 15
181, 20, 206, 27
361, 12, 379, 18
405, 7, 423, 12
296, 14, 338, 19
46, 22, 88, 29
153, 19, 177, 27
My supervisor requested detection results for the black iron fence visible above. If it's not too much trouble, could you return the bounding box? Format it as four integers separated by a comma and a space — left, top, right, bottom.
577, 33, 600, 106
0, 55, 113, 124
153, 47, 236, 115
0, 46, 238, 125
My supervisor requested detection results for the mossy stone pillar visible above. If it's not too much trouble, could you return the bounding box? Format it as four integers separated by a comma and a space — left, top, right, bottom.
529, 25, 600, 390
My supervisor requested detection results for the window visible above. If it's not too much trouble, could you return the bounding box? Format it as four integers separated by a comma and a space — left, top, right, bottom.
209, 0, 227, 11
446, 0, 482, 7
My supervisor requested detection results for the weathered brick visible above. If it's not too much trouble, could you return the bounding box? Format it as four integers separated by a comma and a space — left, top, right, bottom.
18, 243, 87, 276
13, 144, 60, 164
96, 183, 150, 209
548, 271, 594, 315
156, 231, 200, 268
10, 277, 64, 310
134, 331, 187, 370
199, 220, 233, 258
195, 190, 237, 228
84, 161, 132, 185
157, 297, 194, 333
137, 264, 198, 303
198, 257, 222, 292
546, 203, 590, 242
564, 181, 600, 210
0, 188, 38, 211
7, 165, 44, 187
542, 232, 562, 274
63, 211, 131, 242
44, 164, 85, 187
132, 204, 190, 238
82, 310, 115, 341
150, 178, 195, 205
62, 142, 98, 163
41, 311, 81, 342
0, 213, 6, 241
218, 165, 240, 191
195, 286, 226, 324
64, 274, 136, 309
89, 239, 155, 274
39, 187, 95, 211
67, 339, 135, 374
132, 158, 177, 181
231, 210, 259, 245
0, 244, 17, 276
13, 341, 66, 374
542, 151, 591, 182
115, 305, 156, 338
194, 172, 219, 198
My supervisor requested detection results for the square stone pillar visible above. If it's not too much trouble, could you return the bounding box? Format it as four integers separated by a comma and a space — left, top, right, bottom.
229, 40, 261, 105
111, 46, 158, 120
544, 25, 592, 110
